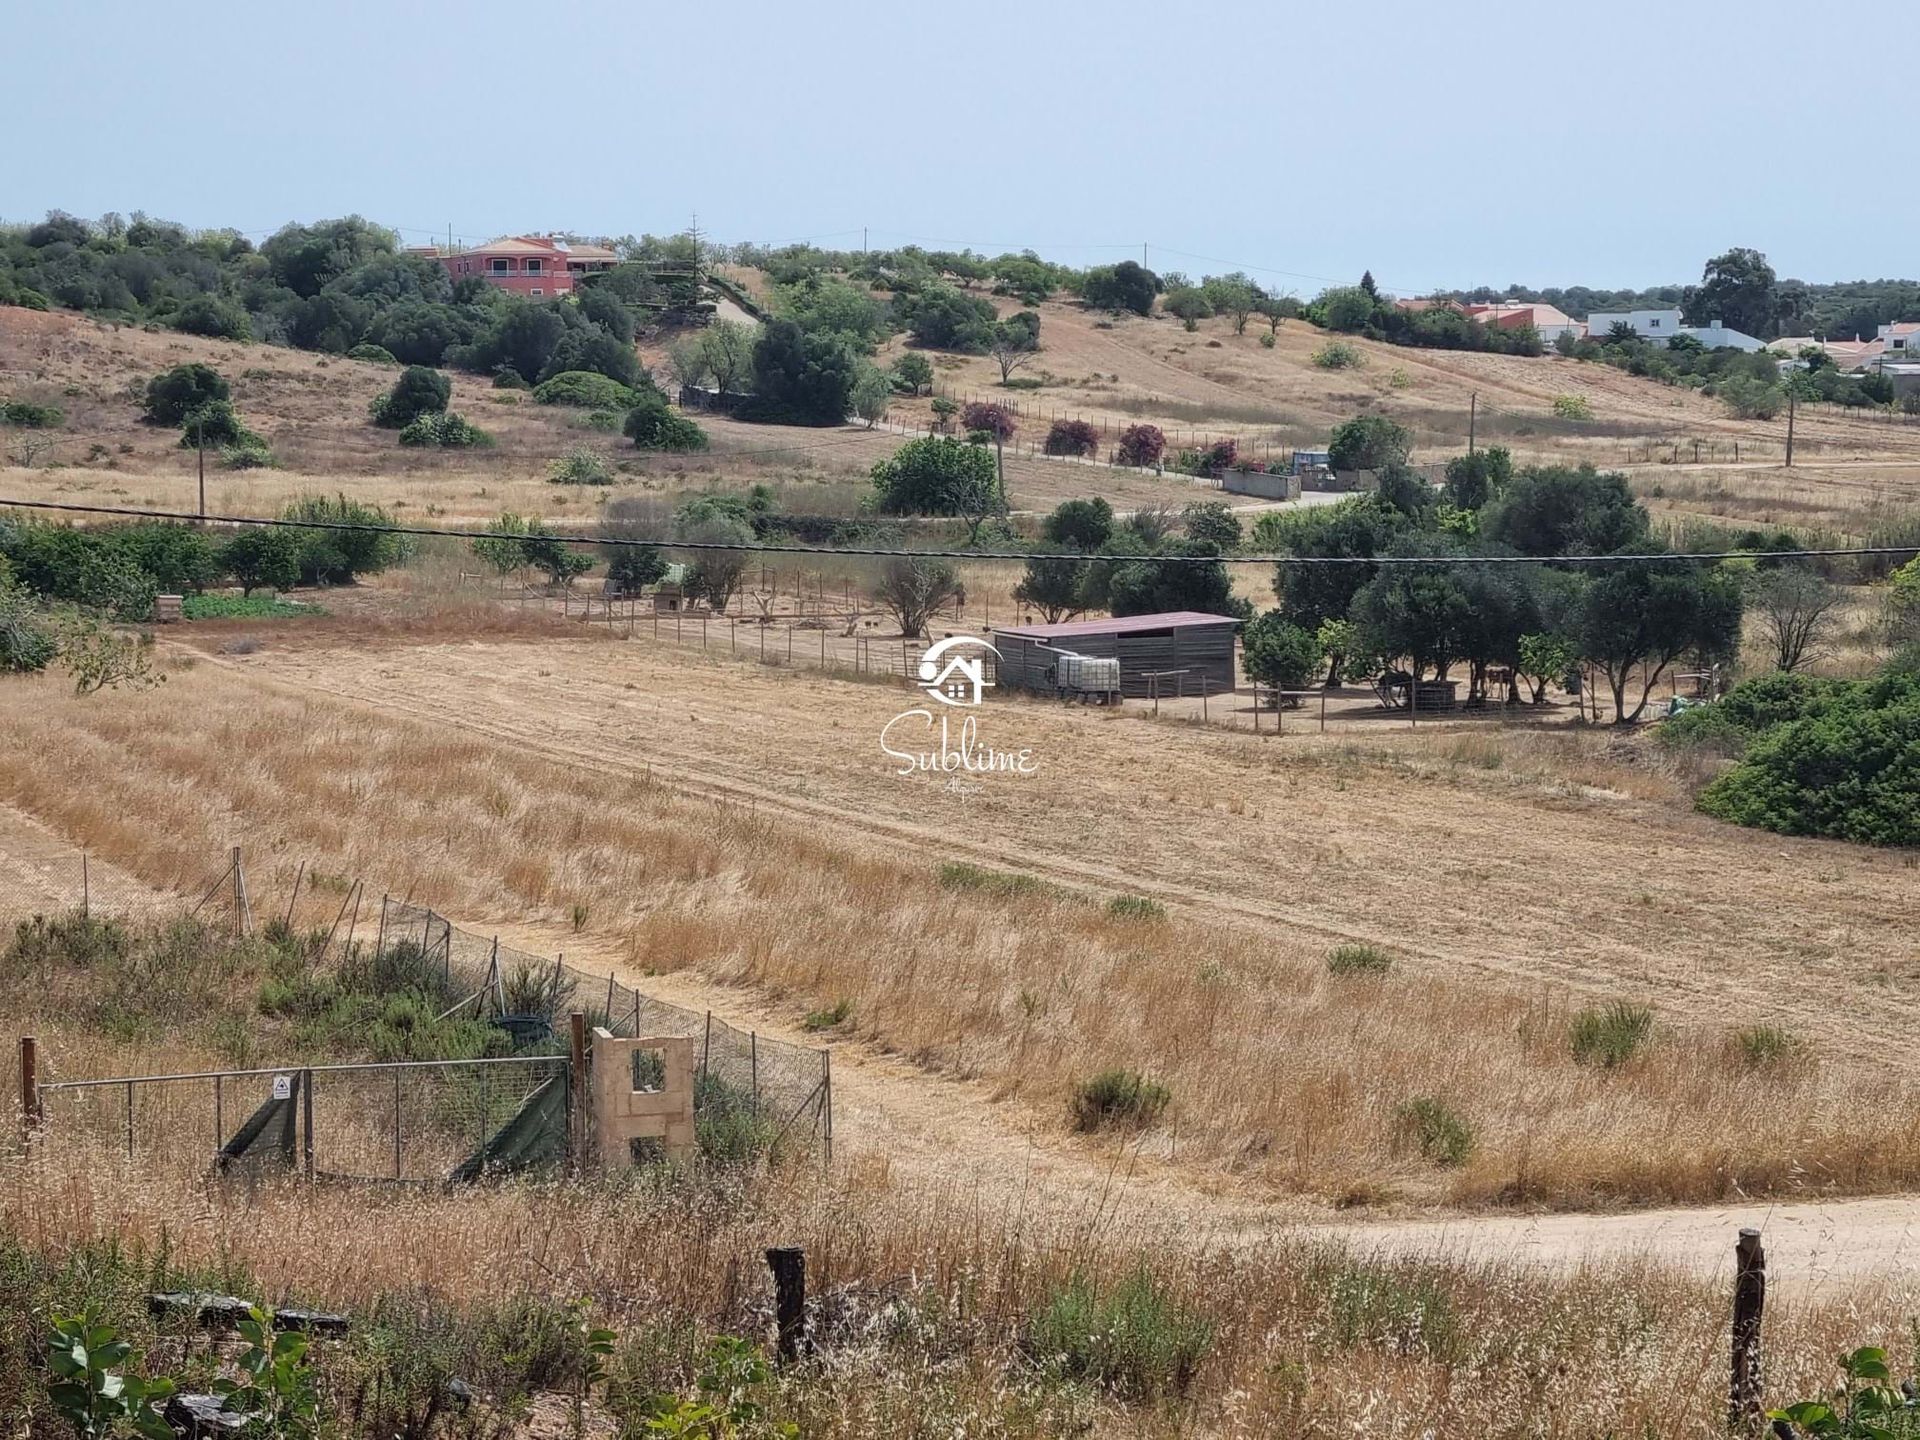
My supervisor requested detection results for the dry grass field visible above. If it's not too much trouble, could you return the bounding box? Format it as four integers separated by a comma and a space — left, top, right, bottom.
1, 594, 1915, 1215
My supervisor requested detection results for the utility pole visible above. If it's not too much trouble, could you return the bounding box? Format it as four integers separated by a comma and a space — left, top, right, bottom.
863, 226, 868, 255
196, 413, 206, 520
1142, 241, 1148, 270
1468, 392, 1477, 454
1784, 386, 1796, 468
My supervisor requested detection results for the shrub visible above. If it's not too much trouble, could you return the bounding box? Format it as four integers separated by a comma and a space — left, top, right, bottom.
1328, 414, 1412, 473
346, 343, 398, 365
1116, 422, 1166, 467
1570, 1001, 1654, 1067
281, 493, 408, 585
581, 409, 620, 432
1312, 340, 1365, 370
547, 447, 615, 486
1, 400, 63, 428
175, 398, 257, 449
1393, 1096, 1476, 1166
1719, 375, 1785, 420
397, 411, 489, 448
491, 365, 531, 390
1071, 1070, 1170, 1132
220, 438, 275, 470
623, 399, 708, 452
1105, 895, 1165, 922
802, 998, 852, 1031
1259, 331, 1277, 348
1243, 612, 1323, 691
0, 582, 56, 674
143, 363, 230, 424
370, 365, 452, 428
1326, 943, 1392, 976
960, 400, 1016, 441
870, 436, 1000, 518
532, 371, 641, 410
171, 292, 251, 340
1731, 1024, 1802, 1070
1028, 1269, 1213, 1399
220, 527, 305, 595
892, 351, 934, 395
1044, 418, 1099, 457
936, 861, 1051, 898
1550, 393, 1593, 420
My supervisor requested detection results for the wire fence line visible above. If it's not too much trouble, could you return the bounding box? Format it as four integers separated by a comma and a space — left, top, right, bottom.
4, 848, 831, 1177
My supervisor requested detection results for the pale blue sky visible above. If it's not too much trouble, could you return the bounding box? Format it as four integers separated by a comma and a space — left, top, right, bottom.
7, 0, 1910, 293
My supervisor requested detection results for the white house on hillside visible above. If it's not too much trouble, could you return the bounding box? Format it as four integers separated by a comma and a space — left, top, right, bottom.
1586, 308, 1765, 352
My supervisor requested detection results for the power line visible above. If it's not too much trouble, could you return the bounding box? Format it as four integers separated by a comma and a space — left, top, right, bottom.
3, 499, 1915, 569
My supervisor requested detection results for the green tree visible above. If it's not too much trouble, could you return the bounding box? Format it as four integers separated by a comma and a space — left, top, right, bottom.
370, 366, 451, 428
678, 513, 754, 611
1481, 464, 1649, 556
901, 282, 998, 352
1105, 539, 1245, 618
892, 351, 934, 396
1163, 286, 1213, 331
624, 396, 708, 451
989, 310, 1042, 381
1682, 246, 1778, 338
521, 521, 592, 588
1321, 286, 1380, 333
1042, 497, 1115, 551
1242, 611, 1323, 690
142, 363, 230, 425
1443, 446, 1513, 510
870, 437, 1003, 532
1328, 414, 1412, 473
1201, 274, 1260, 334
1577, 558, 1745, 722
697, 319, 757, 395
1256, 494, 1408, 631
850, 363, 892, 427
873, 556, 966, 638
739, 319, 855, 425
1081, 261, 1159, 316
1013, 553, 1093, 623
261, 215, 398, 297
471, 513, 530, 584
220, 527, 304, 595
1182, 501, 1243, 552
281, 493, 407, 585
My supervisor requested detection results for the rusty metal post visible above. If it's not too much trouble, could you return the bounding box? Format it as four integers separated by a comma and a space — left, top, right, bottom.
766, 1247, 806, 1363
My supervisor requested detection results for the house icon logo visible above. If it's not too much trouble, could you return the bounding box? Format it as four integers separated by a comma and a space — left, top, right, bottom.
916, 636, 997, 707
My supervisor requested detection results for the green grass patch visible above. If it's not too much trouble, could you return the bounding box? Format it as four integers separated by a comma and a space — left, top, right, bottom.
1731, 1024, 1802, 1070
182, 593, 322, 620
1105, 894, 1166, 922
1570, 1001, 1654, 1068
936, 861, 1051, 899
1070, 1069, 1170, 1132
1028, 1268, 1213, 1399
802, 999, 852, 1032
1326, 943, 1393, 977
1393, 1096, 1475, 1166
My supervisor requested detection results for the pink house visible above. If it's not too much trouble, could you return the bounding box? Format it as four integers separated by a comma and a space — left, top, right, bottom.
408, 236, 619, 297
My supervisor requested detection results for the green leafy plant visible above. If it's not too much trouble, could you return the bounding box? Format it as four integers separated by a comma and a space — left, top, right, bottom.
1732, 1023, 1803, 1070
1106, 894, 1166, 922
802, 998, 852, 1031
1326, 943, 1393, 977
1570, 1001, 1654, 1068
1312, 340, 1365, 370
1028, 1269, 1213, 1399
642, 1335, 794, 1438
45, 1312, 177, 1440
1393, 1096, 1476, 1166
1071, 1069, 1170, 1132
547, 446, 616, 486
213, 1306, 320, 1439
1768, 1346, 1920, 1437
1550, 393, 1593, 420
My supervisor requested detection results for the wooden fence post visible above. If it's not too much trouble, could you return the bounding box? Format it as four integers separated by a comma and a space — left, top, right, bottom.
569, 1012, 588, 1171
18, 1037, 37, 1150
1729, 1227, 1766, 1429
766, 1247, 806, 1363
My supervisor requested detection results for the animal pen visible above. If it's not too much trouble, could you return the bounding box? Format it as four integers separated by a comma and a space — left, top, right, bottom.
991, 611, 1241, 699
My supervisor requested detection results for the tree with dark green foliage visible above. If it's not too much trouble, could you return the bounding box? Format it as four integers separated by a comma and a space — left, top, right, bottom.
1443, 446, 1513, 510
1328, 414, 1412, 473
365, 301, 473, 367
451, 303, 571, 385
1081, 261, 1159, 316
107, 523, 220, 594
900, 283, 998, 352
221, 527, 305, 595
1481, 464, 1648, 556
520, 521, 593, 589
281, 493, 408, 586
1372, 461, 1437, 521
539, 325, 641, 387
142, 363, 230, 425
1256, 494, 1409, 631
1042, 497, 1115, 551
1682, 246, 1778, 338
870, 437, 1002, 537
260, 215, 398, 298
1013, 553, 1094, 623
738, 319, 855, 425
1182, 501, 1243, 552
1105, 539, 1246, 619
1242, 611, 1323, 691
1576, 556, 1745, 722
175, 399, 257, 449
892, 351, 934, 396
171, 293, 251, 341
623, 397, 708, 451
370, 366, 451, 428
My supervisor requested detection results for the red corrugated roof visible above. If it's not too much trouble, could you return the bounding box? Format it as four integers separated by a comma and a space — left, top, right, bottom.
993, 611, 1241, 642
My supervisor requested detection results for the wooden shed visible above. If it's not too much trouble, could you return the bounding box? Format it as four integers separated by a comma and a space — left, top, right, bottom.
991, 612, 1241, 699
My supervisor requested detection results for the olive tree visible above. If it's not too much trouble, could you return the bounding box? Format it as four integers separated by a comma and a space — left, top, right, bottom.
873, 556, 965, 639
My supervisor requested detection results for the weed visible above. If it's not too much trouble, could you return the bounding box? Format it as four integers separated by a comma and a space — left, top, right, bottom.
1570, 1001, 1654, 1068
1028, 1268, 1213, 1399
1326, 943, 1393, 977
936, 862, 1050, 900
1732, 1024, 1803, 1070
1071, 1070, 1170, 1132
1393, 1097, 1475, 1166
1105, 894, 1166, 922
182, 594, 320, 620
802, 999, 852, 1031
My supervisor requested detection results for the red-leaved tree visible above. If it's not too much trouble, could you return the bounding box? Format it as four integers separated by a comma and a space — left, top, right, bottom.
960, 401, 1017, 441
1044, 419, 1099, 457
1116, 423, 1166, 467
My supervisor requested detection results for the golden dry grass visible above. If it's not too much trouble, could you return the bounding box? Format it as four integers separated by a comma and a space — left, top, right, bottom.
3, 620, 1918, 1212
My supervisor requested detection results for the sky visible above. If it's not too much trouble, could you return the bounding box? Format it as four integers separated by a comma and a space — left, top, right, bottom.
7, 0, 1913, 294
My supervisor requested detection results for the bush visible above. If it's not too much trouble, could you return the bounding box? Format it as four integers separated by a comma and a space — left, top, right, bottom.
0, 582, 56, 674
1105, 895, 1165, 922
1550, 393, 1593, 420
960, 400, 1016, 441
1259, 331, 1277, 348
346, 343, 398, 365
622, 399, 708, 452
143, 363, 230, 424
1115, 422, 1166, 467
580, 409, 620, 433
171, 293, 251, 341
218, 525, 307, 595
1328, 414, 1413, 473
181, 593, 316, 619
220, 438, 275, 470
370, 366, 452, 428
281, 493, 408, 585
1326, 942, 1392, 976
1719, 375, 1785, 420
1028, 1269, 1213, 1399
1570, 1001, 1654, 1067
547, 447, 615, 486
1044, 418, 1099, 457
936, 861, 1051, 898
1312, 340, 1365, 370
1, 401, 63, 428
1071, 1070, 1170, 1132
532, 371, 642, 409
1243, 612, 1323, 690
1393, 1096, 1475, 1166
1731, 1024, 1802, 1070
802, 998, 852, 1031
870, 435, 1000, 517
175, 398, 257, 449
397, 411, 489, 448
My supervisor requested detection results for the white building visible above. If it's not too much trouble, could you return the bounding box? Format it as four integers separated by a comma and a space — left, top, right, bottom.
1586, 308, 1765, 352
